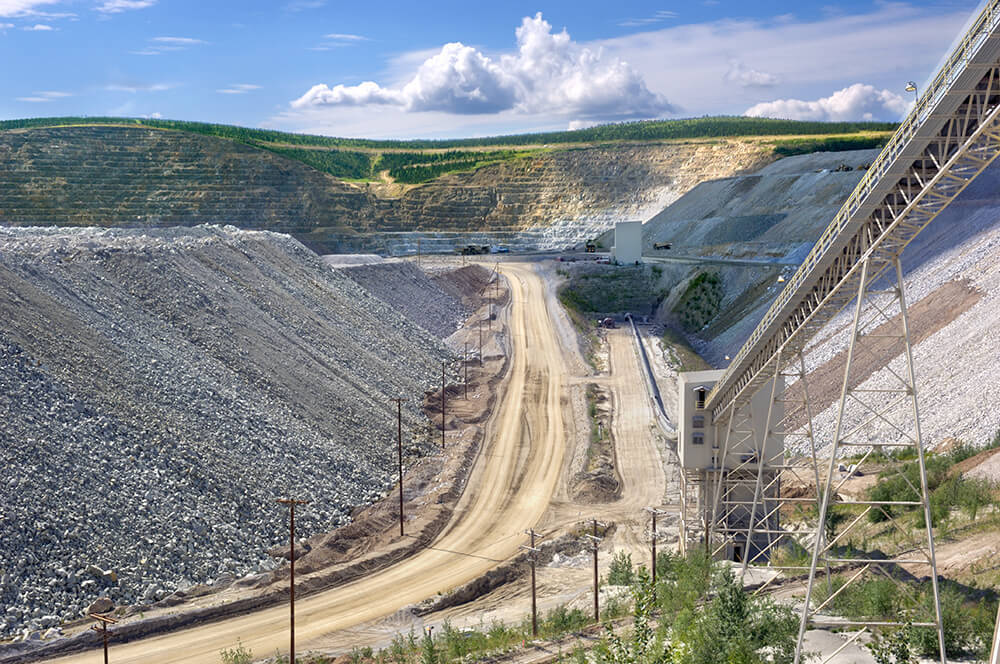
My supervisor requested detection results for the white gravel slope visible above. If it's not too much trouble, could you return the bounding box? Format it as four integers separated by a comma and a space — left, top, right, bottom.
0, 225, 452, 638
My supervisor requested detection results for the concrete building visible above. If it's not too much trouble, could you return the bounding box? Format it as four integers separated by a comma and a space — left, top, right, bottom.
678, 369, 783, 563
611, 221, 642, 264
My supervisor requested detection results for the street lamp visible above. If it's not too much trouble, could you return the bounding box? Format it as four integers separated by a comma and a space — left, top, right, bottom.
906, 80, 918, 105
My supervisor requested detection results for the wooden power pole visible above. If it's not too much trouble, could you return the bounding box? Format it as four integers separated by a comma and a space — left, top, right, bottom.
89, 613, 117, 664
584, 520, 604, 622
520, 529, 541, 637
645, 507, 668, 584
277, 498, 310, 664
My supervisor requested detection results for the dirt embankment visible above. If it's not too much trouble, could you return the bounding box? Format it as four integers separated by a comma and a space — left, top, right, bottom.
571, 384, 621, 503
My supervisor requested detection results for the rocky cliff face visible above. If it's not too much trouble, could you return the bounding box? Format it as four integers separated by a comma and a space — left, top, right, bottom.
0, 126, 774, 252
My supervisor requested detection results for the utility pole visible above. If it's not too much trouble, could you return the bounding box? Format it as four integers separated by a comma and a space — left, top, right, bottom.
277, 498, 310, 664
89, 613, 116, 664
645, 507, 668, 584
584, 520, 604, 622
478, 319, 484, 367
416, 237, 421, 266
464, 342, 469, 399
393, 397, 405, 536
520, 529, 541, 637
440, 361, 446, 449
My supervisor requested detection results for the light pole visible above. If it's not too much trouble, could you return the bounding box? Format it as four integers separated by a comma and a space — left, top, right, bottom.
278, 498, 310, 664
906, 80, 918, 106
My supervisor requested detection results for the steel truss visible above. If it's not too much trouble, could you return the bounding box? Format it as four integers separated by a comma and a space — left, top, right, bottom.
741, 355, 823, 592
678, 468, 703, 555
703, 357, 822, 589
793, 258, 945, 664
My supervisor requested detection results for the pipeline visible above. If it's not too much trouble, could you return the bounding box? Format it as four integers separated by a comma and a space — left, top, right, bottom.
624, 314, 674, 445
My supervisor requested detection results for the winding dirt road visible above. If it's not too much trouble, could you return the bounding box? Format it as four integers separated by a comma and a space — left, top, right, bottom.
47, 263, 568, 664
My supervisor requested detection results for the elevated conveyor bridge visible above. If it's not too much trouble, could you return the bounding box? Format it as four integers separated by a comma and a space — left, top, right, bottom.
706, 0, 1000, 423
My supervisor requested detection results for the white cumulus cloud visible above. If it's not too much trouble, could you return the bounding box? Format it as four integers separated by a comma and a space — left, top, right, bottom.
22, 22, 52, 29
744, 83, 908, 122
292, 12, 673, 121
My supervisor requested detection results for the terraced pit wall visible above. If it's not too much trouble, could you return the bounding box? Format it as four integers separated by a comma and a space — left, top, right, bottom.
0, 126, 776, 252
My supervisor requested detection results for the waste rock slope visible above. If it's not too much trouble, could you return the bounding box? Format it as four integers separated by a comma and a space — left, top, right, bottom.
0, 225, 449, 638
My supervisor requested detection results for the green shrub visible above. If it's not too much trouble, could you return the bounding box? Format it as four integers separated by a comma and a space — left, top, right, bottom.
866, 626, 915, 664
608, 551, 635, 586
541, 605, 591, 637
220, 639, 253, 664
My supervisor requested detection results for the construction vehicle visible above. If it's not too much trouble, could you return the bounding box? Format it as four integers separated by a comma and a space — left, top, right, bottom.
585, 241, 597, 253
653, 242, 673, 250
599, 317, 617, 329
458, 245, 490, 255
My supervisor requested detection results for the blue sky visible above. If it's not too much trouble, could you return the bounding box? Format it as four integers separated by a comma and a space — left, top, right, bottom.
0, 0, 983, 138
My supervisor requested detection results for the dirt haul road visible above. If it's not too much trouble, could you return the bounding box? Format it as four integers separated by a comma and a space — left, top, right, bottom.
47, 263, 567, 664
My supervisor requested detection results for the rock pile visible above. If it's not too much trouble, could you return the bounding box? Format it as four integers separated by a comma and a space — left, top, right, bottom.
339, 262, 472, 338
0, 225, 450, 638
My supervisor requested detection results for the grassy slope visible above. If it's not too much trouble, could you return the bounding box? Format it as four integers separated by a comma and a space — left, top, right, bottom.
0, 116, 896, 184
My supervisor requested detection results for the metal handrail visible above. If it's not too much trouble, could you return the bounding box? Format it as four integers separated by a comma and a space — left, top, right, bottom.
707, 0, 1000, 411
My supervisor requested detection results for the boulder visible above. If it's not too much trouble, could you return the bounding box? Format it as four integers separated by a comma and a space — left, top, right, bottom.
87, 597, 114, 615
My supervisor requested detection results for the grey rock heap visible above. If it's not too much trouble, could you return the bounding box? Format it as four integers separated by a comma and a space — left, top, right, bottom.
0, 225, 452, 637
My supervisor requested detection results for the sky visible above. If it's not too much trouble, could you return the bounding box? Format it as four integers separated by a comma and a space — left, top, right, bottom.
0, 0, 985, 139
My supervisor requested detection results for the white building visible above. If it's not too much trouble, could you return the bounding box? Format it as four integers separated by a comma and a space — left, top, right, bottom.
678, 369, 784, 562
611, 221, 642, 265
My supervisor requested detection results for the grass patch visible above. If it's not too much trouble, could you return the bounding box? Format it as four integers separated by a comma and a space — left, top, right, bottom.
866, 436, 1000, 528
815, 576, 998, 659
673, 271, 723, 332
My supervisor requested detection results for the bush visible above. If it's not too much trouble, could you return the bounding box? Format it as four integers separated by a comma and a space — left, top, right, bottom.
220, 640, 253, 664
667, 567, 798, 664
608, 551, 636, 586
541, 604, 591, 637
867, 626, 916, 664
